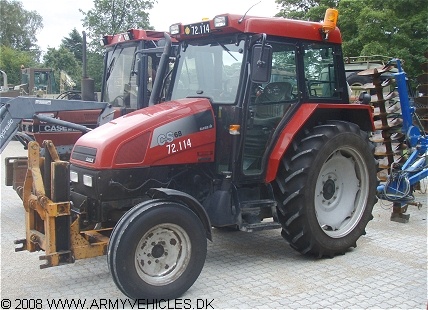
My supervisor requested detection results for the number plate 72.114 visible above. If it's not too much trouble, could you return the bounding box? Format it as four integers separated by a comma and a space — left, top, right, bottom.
184, 22, 210, 36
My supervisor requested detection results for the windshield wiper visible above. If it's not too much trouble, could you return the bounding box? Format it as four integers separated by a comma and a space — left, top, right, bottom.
105, 57, 116, 81
216, 41, 238, 61
105, 45, 124, 82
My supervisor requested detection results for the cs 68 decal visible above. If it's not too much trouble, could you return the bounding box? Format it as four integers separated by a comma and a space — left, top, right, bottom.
157, 131, 183, 146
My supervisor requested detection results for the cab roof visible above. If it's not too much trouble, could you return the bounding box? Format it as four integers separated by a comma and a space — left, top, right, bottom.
103, 29, 166, 47
171, 13, 342, 44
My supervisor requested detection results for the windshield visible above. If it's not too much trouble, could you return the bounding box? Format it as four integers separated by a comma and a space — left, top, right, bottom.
171, 38, 245, 104
103, 44, 140, 108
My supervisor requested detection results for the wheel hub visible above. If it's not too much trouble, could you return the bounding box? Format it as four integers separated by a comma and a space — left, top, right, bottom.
134, 224, 191, 286
151, 243, 165, 259
322, 178, 336, 200
319, 172, 341, 209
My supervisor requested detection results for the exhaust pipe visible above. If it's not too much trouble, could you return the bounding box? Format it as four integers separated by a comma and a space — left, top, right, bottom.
149, 33, 172, 106
81, 31, 96, 101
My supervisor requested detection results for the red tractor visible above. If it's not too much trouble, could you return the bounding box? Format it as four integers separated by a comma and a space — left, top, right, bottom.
17, 10, 377, 299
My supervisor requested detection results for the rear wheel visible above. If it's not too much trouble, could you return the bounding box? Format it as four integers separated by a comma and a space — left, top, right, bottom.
108, 200, 207, 299
274, 120, 377, 257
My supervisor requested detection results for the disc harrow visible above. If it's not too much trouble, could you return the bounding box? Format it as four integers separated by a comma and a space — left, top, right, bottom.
358, 67, 405, 182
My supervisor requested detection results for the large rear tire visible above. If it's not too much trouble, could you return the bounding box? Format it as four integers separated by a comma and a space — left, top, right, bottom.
274, 120, 377, 257
108, 200, 207, 299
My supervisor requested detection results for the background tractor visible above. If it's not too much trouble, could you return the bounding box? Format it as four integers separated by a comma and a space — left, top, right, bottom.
2, 29, 168, 195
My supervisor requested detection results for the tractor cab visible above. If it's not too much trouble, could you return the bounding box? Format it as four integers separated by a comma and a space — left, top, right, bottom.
158, 14, 361, 182
100, 29, 169, 111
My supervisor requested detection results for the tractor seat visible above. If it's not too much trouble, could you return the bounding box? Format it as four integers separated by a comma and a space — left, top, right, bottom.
253, 82, 292, 128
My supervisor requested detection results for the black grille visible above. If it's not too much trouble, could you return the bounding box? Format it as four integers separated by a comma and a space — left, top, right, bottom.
71, 145, 97, 163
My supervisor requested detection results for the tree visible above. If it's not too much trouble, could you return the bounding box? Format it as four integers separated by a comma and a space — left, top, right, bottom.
0, 46, 37, 85
275, 0, 339, 20
274, 0, 428, 78
61, 28, 84, 62
0, 0, 43, 51
86, 52, 104, 92
78, 0, 157, 91
43, 46, 82, 90
338, 0, 428, 78
60, 29, 103, 91
48, 29, 104, 92
80, 0, 155, 51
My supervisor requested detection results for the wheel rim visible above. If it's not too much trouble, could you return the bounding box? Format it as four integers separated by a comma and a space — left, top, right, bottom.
314, 147, 369, 238
134, 223, 191, 286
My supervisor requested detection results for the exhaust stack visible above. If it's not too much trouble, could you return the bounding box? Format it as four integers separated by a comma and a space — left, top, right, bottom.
81, 31, 96, 101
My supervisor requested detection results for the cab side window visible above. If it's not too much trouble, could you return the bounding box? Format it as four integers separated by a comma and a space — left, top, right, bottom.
303, 44, 340, 99
250, 43, 298, 125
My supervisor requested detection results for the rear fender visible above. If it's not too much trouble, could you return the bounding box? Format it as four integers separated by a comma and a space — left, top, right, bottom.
147, 188, 212, 241
265, 103, 374, 183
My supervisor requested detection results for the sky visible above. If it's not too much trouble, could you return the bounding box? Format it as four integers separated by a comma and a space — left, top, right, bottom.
19, 0, 281, 52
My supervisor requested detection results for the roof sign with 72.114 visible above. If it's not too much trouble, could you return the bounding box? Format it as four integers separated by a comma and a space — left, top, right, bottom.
184, 22, 210, 36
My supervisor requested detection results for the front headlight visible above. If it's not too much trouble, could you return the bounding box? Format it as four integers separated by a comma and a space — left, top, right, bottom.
169, 24, 180, 35
70, 170, 78, 183
83, 174, 93, 187
214, 16, 227, 28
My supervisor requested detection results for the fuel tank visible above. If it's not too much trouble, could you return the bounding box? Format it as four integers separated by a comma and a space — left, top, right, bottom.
70, 98, 216, 169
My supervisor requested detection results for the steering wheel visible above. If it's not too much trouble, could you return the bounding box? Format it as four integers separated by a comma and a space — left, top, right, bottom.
259, 82, 291, 102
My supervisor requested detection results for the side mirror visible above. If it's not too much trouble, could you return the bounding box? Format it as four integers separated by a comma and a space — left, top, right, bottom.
251, 44, 272, 83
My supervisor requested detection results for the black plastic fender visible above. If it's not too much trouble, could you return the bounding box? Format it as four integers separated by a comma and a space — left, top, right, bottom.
146, 188, 212, 241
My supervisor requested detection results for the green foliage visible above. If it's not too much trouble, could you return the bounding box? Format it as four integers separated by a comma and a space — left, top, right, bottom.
61, 28, 84, 62
339, 0, 428, 78
86, 52, 104, 92
55, 29, 102, 91
80, 0, 155, 51
0, 0, 43, 51
275, 0, 339, 20
274, 0, 428, 78
43, 46, 82, 90
76, 0, 158, 91
41, 46, 104, 92
0, 45, 37, 85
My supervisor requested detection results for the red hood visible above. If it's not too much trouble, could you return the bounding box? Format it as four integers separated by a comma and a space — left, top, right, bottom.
70, 98, 216, 169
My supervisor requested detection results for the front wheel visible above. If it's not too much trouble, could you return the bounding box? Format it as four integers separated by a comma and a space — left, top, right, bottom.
108, 200, 207, 299
274, 120, 377, 257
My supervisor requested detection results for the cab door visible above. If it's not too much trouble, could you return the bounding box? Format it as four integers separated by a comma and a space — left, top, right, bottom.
240, 42, 299, 178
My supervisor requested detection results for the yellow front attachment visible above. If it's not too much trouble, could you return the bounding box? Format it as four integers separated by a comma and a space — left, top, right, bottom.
14, 141, 110, 268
